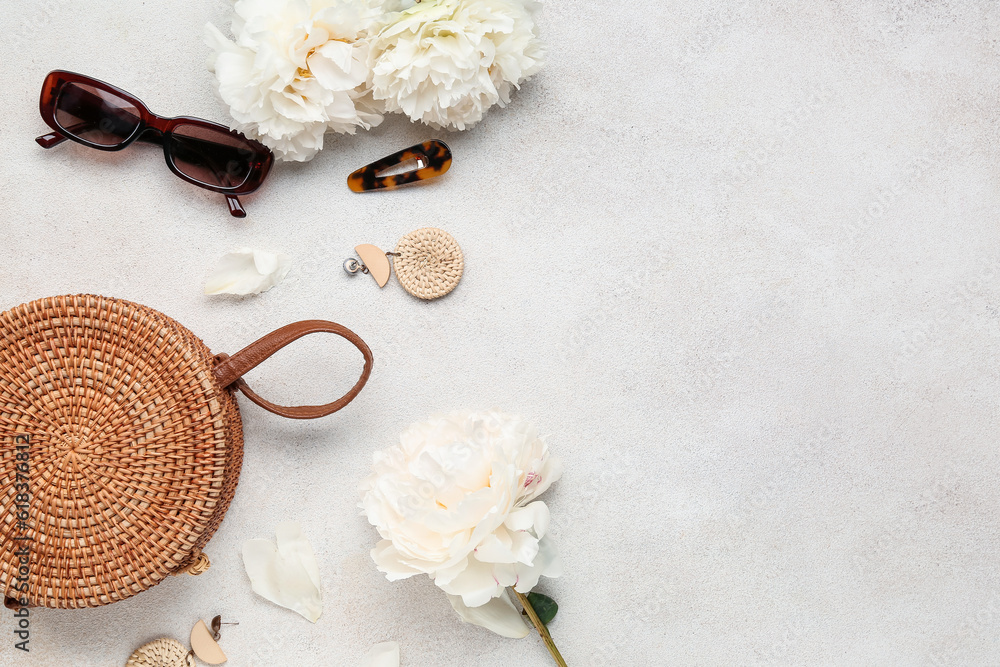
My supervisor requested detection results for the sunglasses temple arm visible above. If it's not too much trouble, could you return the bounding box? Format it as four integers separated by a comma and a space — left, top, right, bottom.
226, 195, 246, 218
35, 131, 68, 149
36, 119, 110, 148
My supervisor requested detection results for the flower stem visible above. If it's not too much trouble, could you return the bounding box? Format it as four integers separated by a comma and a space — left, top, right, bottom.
514, 590, 568, 667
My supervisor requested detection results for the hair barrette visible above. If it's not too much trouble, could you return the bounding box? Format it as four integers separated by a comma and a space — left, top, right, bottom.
347, 140, 452, 192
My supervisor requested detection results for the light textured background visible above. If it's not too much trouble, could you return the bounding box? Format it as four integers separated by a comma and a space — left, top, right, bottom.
1, 0, 999, 665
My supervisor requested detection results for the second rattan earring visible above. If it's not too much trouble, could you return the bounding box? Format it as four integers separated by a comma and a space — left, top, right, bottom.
344, 227, 464, 300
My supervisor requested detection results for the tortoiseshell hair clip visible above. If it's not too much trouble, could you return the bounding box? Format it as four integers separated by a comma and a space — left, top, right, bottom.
347, 140, 452, 192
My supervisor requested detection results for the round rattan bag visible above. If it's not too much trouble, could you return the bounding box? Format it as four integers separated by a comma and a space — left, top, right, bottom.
0, 295, 372, 609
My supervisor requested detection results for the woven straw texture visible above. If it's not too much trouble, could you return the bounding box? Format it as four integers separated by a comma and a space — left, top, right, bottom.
0, 295, 244, 608
125, 638, 195, 667
393, 228, 463, 300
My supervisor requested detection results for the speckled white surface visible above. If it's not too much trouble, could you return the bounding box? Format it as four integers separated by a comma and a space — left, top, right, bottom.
1, 0, 1000, 665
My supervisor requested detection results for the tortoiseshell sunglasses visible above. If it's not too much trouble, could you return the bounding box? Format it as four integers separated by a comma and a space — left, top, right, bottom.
35, 70, 273, 217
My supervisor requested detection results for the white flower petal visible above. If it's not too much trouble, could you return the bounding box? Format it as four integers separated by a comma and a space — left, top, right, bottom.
276, 522, 321, 591
242, 522, 323, 622
522, 455, 563, 502
361, 641, 400, 667
430, 556, 469, 587
492, 562, 519, 588
371, 540, 424, 581
505, 501, 549, 537
474, 528, 517, 564
309, 41, 360, 89
507, 529, 540, 565
205, 23, 237, 71
447, 590, 530, 639
204, 248, 290, 295
513, 535, 560, 594
436, 548, 503, 607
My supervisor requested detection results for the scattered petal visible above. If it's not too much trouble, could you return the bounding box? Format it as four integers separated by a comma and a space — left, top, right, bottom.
361, 641, 400, 667
242, 522, 322, 622
447, 590, 530, 639
205, 247, 290, 295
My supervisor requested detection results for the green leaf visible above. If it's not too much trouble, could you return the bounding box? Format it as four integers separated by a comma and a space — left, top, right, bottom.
526, 592, 558, 626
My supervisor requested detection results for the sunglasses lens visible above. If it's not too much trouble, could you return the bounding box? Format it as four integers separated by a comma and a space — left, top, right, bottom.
168, 124, 263, 189
54, 82, 141, 147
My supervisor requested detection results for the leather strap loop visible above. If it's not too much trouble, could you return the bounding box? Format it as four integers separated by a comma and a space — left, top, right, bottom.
212, 320, 373, 419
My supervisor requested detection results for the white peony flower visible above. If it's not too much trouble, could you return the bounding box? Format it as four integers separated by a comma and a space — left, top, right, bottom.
206, 0, 386, 162
359, 410, 562, 636
370, 0, 546, 130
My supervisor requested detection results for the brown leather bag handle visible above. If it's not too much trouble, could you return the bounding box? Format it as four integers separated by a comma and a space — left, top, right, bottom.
212, 320, 373, 419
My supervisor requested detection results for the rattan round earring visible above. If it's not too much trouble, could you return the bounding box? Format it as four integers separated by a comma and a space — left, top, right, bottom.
344, 227, 463, 300
125, 639, 193, 667
125, 616, 235, 667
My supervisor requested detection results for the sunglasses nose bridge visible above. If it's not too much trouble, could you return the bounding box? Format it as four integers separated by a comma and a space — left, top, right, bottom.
137, 126, 165, 145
